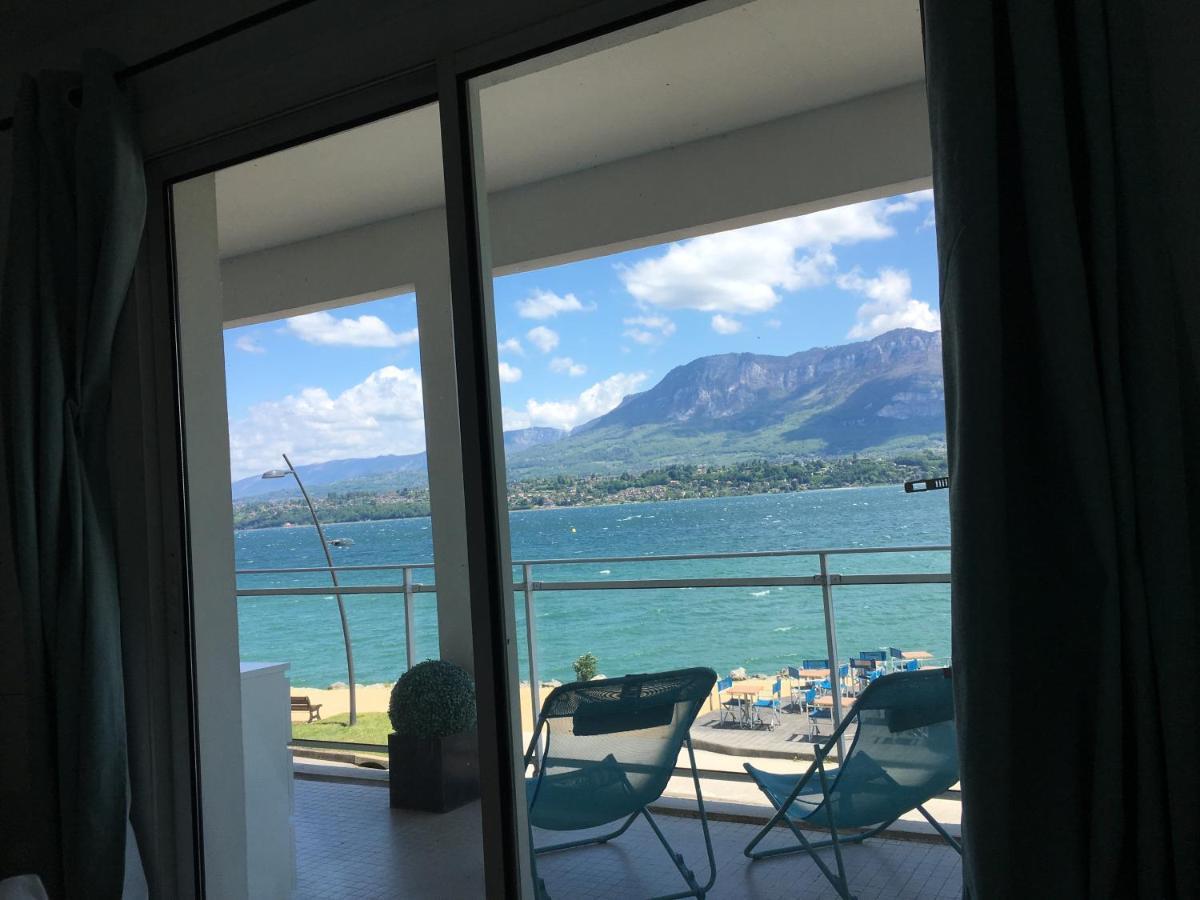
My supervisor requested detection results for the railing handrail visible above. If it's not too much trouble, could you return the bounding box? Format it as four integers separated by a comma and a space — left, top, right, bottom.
236, 542, 953, 762
234, 543, 951, 577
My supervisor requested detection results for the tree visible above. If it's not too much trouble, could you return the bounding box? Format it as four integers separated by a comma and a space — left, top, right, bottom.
572, 652, 599, 682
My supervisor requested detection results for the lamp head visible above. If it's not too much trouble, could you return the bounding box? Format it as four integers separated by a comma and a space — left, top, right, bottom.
261, 469, 292, 479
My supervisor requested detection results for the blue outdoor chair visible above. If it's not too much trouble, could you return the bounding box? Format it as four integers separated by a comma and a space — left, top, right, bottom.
858, 649, 888, 664
754, 678, 782, 729
716, 675, 741, 725
786, 666, 806, 710
801, 658, 830, 670
743, 668, 961, 900
525, 667, 718, 900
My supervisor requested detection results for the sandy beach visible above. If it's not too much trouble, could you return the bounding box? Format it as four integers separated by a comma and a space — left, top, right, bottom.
291, 682, 554, 733
290, 680, 730, 732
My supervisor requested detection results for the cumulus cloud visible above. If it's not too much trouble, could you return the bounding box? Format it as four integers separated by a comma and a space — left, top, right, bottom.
622, 314, 676, 345
617, 198, 913, 316
497, 337, 524, 355
227, 365, 426, 479
516, 289, 594, 320
839, 268, 940, 339
497, 361, 523, 383
549, 356, 587, 377
526, 326, 560, 353
710, 314, 743, 335
502, 372, 648, 431
235, 334, 266, 354
285, 311, 419, 348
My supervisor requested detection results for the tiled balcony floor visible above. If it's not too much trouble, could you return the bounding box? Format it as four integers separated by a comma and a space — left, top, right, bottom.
294, 777, 962, 899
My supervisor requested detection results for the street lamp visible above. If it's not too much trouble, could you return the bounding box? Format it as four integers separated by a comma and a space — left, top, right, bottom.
263, 453, 357, 725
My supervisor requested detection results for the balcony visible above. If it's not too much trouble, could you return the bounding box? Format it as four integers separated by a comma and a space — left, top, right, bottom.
239, 544, 958, 896
293, 777, 962, 898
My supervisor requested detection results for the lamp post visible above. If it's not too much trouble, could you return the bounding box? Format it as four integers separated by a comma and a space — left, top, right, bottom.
263, 453, 357, 725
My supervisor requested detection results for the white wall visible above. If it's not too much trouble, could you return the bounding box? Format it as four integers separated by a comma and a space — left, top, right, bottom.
172, 174, 249, 900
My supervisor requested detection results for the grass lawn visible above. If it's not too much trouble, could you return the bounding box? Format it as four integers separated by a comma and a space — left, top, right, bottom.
292, 712, 392, 746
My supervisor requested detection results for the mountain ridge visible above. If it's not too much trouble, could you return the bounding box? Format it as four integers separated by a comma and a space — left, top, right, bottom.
231, 328, 944, 501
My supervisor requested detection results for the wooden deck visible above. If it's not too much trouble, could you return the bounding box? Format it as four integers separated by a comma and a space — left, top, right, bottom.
690, 706, 856, 760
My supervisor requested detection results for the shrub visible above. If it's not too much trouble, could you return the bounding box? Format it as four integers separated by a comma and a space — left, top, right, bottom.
389, 659, 477, 738
572, 652, 599, 682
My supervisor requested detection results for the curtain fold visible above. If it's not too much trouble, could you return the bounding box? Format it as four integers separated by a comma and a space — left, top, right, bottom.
922, 2, 1200, 897
1, 54, 147, 898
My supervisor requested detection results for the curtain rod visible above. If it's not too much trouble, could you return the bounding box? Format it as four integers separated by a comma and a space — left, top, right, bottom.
0, 0, 324, 133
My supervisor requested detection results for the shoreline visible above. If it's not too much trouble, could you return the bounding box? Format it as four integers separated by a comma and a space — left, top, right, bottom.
236, 477, 932, 533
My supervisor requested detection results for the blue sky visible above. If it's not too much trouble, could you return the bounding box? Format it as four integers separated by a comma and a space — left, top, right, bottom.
224, 191, 938, 479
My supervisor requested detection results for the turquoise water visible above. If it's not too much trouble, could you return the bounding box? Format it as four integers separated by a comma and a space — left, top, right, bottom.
234, 484, 951, 686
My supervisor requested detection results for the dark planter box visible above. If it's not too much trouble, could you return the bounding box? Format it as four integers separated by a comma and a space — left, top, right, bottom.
388, 730, 480, 813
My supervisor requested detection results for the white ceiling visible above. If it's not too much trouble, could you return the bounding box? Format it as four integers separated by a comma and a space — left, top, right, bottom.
214, 0, 924, 258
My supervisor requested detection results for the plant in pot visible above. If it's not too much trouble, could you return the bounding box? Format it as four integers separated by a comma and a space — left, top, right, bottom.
572, 652, 599, 682
388, 659, 480, 813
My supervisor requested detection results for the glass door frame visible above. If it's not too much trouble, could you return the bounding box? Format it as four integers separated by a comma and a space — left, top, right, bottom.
139, 2, 715, 896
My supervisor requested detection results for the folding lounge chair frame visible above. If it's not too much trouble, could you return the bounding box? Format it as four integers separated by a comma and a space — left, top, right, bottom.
524, 667, 719, 900
743, 668, 962, 900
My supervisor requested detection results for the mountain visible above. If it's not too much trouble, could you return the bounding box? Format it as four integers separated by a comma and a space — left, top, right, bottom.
231, 426, 566, 500
505, 328, 944, 477
231, 329, 945, 499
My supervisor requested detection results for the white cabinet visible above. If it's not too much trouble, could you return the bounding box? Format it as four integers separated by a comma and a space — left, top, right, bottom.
240, 662, 294, 899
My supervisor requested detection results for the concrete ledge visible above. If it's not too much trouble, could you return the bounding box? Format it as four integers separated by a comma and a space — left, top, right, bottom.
294, 758, 389, 785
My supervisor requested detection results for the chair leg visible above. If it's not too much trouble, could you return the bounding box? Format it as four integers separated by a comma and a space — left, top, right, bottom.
532, 739, 716, 899
916, 804, 963, 855
533, 811, 639, 854
774, 817, 856, 900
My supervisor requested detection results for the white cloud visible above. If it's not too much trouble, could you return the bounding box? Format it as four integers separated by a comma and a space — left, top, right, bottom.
503, 372, 648, 431
622, 314, 676, 345
526, 326, 560, 353
227, 365, 426, 479
285, 311, 419, 348
839, 268, 940, 339
617, 198, 913, 316
765, 319, 783, 330
497, 361, 523, 383
711, 314, 743, 335
235, 334, 266, 354
516, 289, 594, 320
498, 337, 524, 356
549, 356, 587, 377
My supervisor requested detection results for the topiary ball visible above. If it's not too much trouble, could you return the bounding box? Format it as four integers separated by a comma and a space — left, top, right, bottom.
389, 659, 477, 738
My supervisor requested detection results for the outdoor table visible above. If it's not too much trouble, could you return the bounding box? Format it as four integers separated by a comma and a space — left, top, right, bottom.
794, 668, 831, 679
811, 694, 855, 710
729, 679, 773, 728
900, 650, 933, 660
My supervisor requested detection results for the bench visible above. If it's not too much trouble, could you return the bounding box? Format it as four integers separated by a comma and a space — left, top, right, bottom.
291, 695, 322, 722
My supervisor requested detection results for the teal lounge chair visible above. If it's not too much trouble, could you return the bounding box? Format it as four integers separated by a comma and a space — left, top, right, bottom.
743, 668, 961, 900
525, 667, 718, 899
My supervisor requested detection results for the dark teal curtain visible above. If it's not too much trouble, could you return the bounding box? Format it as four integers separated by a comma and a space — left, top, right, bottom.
1, 55, 146, 898
922, 2, 1200, 897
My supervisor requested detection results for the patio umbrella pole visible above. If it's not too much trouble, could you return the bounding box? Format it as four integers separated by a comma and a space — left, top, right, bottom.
283, 453, 357, 726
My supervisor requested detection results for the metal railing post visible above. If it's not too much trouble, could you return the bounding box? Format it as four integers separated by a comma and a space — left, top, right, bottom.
818, 552, 847, 761
523, 563, 542, 766
403, 566, 416, 671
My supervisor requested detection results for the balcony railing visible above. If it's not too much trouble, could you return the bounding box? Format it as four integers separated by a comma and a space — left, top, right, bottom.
236, 544, 951, 761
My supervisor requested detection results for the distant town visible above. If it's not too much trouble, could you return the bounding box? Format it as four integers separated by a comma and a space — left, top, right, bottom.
232, 451, 947, 530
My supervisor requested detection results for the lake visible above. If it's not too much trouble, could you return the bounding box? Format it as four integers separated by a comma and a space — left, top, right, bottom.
234, 483, 951, 686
